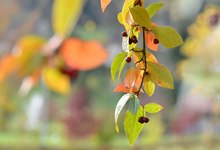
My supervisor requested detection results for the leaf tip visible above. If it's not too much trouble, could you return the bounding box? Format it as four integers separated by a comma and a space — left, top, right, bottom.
100, 0, 111, 13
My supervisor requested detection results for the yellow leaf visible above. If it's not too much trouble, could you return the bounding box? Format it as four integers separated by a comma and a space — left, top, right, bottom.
100, 0, 111, 12
117, 12, 123, 25
52, 0, 83, 37
43, 66, 71, 95
143, 76, 155, 97
147, 61, 174, 89
129, 6, 151, 29
14, 35, 46, 76
121, 0, 136, 31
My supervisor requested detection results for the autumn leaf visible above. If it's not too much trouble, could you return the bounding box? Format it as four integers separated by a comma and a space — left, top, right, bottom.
152, 26, 183, 48
145, 31, 158, 51
144, 103, 163, 113
60, 38, 108, 71
114, 67, 141, 93
143, 76, 155, 97
124, 106, 145, 145
52, 0, 83, 37
129, 6, 151, 29
111, 52, 127, 80
134, 50, 158, 69
100, 0, 111, 12
147, 61, 174, 89
119, 0, 137, 31
43, 66, 71, 95
146, 2, 164, 18
14, 35, 46, 76
0, 54, 17, 82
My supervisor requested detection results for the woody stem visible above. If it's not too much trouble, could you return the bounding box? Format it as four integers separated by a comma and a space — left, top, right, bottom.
137, 27, 147, 92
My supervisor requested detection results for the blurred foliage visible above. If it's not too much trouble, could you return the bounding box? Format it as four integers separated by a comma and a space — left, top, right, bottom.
178, 5, 220, 98
0, 0, 220, 149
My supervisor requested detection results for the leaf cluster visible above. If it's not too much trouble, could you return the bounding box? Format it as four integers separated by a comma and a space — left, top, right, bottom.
102, 0, 183, 145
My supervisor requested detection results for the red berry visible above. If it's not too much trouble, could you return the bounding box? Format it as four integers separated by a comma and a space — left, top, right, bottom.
126, 57, 132, 63
121, 31, 128, 37
138, 117, 145, 124
153, 38, 159, 44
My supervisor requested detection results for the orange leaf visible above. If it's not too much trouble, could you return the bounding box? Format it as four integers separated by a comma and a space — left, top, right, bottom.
145, 31, 158, 51
60, 38, 108, 71
133, 51, 158, 69
0, 54, 17, 82
146, 51, 158, 63
100, 0, 111, 12
124, 67, 137, 89
113, 83, 130, 93
114, 67, 141, 94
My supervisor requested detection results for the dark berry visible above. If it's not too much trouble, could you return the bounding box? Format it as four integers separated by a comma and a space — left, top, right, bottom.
134, 91, 140, 96
126, 57, 132, 63
129, 38, 133, 45
60, 67, 79, 80
145, 71, 149, 76
121, 31, 128, 37
138, 117, 145, 124
131, 35, 138, 44
143, 117, 149, 123
153, 38, 159, 44
209, 13, 220, 26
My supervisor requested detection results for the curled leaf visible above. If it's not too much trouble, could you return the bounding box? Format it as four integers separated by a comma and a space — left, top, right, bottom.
115, 93, 132, 133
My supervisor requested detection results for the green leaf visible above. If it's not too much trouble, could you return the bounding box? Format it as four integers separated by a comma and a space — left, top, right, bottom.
144, 103, 163, 113
128, 95, 141, 114
143, 76, 155, 97
115, 93, 132, 133
152, 26, 183, 48
118, 59, 126, 80
124, 106, 145, 145
129, 6, 151, 29
111, 52, 127, 80
147, 61, 174, 89
146, 2, 164, 18
52, 0, 83, 37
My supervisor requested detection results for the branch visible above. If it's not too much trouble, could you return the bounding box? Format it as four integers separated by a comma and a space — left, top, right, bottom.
137, 27, 147, 93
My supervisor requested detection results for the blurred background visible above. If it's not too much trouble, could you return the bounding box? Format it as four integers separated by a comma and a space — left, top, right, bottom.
1, 0, 220, 149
